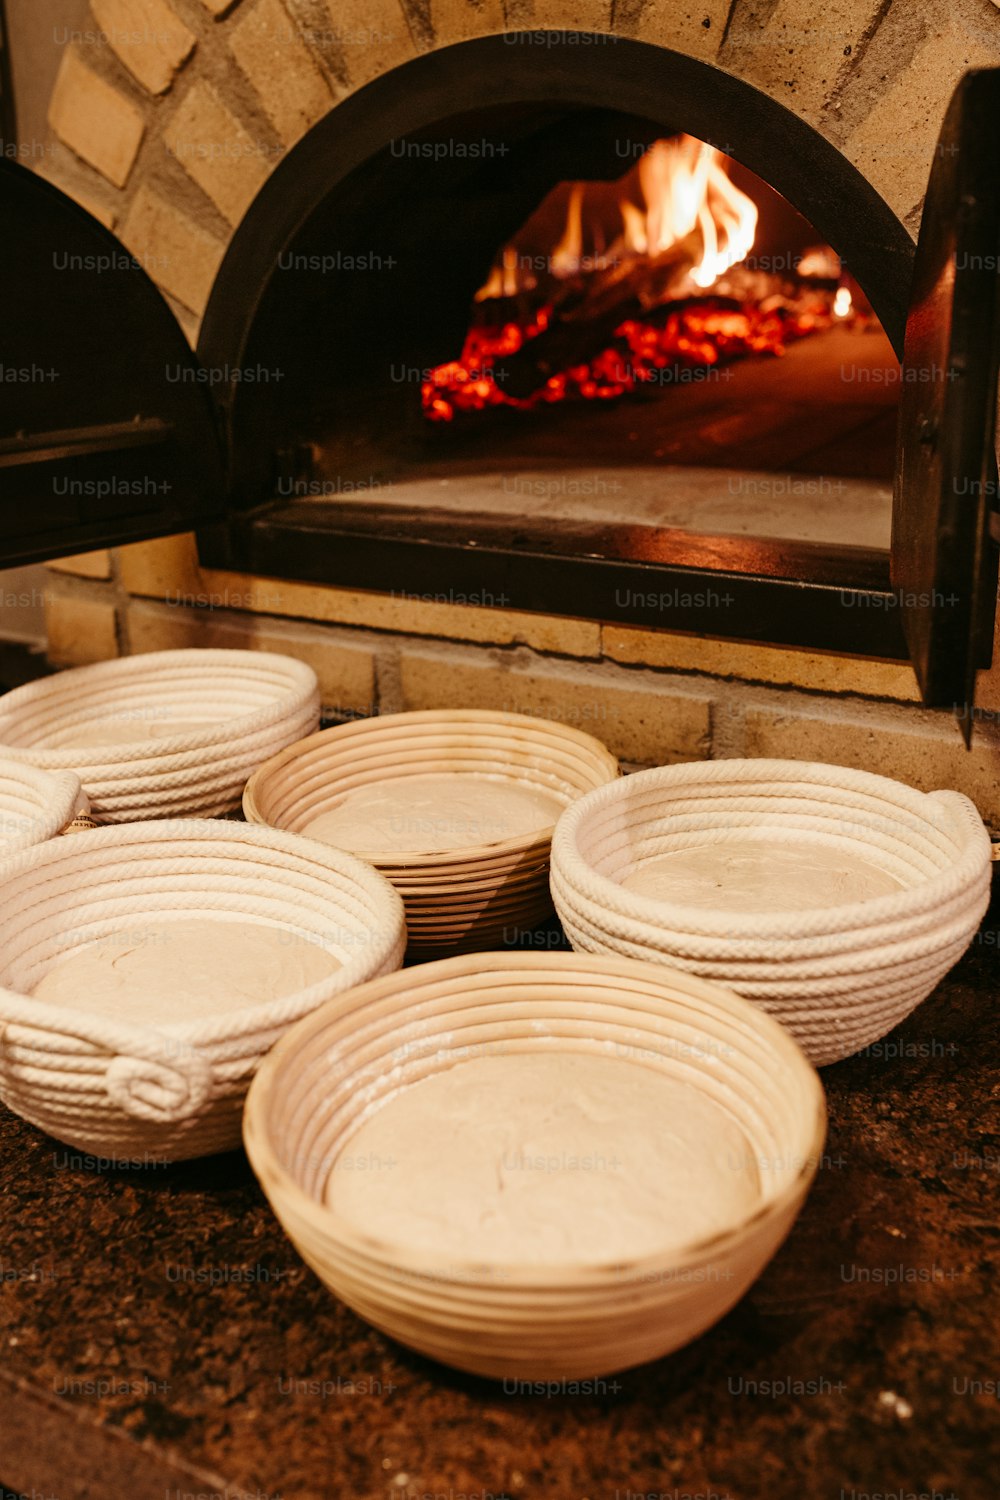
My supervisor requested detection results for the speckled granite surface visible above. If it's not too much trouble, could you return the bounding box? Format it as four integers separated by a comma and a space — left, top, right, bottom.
1, 915, 998, 1500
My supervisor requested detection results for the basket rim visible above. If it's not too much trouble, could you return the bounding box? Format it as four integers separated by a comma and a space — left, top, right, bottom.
550, 759, 990, 940
0, 817, 406, 1049
243, 949, 826, 1289
0, 649, 319, 767
244, 709, 620, 864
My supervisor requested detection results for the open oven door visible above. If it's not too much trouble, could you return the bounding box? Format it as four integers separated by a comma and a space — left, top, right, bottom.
891, 67, 1000, 745
0, 160, 226, 568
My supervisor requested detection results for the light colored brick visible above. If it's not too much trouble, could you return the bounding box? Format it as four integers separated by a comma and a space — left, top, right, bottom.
621, 0, 729, 60
45, 592, 119, 666
742, 700, 1000, 828
399, 643, 711, 764
603, 625, 922, 703
229, 0, 333, 145
90, 0, 196, 95
120, 184, 226, 315
429, 0, 506, 44
47, 550, 112, 581
48, 48, 145, 189
321, 0, 417, 86
845, 28, 1000, 219
127, 600, 377, 714
723, 0, 886, 113
114, 534, 602, 654
164, 82, 272, 225
509, 0, 613, 29
117, 534, 203, 597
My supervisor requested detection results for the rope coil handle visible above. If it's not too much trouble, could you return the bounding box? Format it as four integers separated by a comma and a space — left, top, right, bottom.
0, 987, 214, 1123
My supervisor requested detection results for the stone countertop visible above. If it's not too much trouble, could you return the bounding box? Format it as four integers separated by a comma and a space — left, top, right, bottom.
2, 919, 999, 1500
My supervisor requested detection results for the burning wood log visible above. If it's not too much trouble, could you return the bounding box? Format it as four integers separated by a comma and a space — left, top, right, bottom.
489, 231, 703, 400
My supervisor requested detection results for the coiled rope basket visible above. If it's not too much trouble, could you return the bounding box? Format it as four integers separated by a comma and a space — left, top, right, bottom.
244, 709, 620, 952
0, 760, 85, 853
550, 759, 992, 1066
0, 820, 406, 1160
244, 951, 825, 1380
0, 648, 321, 821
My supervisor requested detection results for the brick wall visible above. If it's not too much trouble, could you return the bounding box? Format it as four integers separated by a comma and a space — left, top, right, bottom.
29, 0, 1000, 823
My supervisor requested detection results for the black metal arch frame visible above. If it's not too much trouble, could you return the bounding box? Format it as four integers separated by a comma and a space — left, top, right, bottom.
196, 32, 917, 658
200, 33, 915, 367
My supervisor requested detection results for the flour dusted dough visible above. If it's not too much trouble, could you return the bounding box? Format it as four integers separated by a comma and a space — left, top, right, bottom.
622, 837, 906, 914
302, 773, 564, 855
31, 918, 341, 1028
326, 1052, 760, 1264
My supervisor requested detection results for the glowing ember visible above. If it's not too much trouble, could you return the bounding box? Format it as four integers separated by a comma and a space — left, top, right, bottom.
423, 299, 832, 421
424, 136, 846, 423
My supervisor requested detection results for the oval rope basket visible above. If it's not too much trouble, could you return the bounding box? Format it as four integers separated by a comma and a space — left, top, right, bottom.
244, 950, 825, 1380
0, 650, 320, 821
0, 761, 84, 854
550, 759, 991, 1066
0, 819, 406, 1160
245, 710, 620, 952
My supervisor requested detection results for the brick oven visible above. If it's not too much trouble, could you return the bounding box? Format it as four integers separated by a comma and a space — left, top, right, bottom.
3, 0, 1000, 817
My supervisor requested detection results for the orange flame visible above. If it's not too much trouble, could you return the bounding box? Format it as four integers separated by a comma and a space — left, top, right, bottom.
621, 137, 758, 288
476, 135, 758, 301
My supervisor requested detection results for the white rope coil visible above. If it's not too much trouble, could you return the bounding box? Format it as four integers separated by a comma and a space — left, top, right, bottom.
550, 760, 991, 1066
0, 650, 320, 821
0, 761, 83, 854
0, 819, 406, 1159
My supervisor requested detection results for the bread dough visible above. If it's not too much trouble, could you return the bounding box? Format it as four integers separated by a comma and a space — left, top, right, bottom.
326, 1052, 760, 1264
31, 917, 341, 1029
622, 837, 905, 914
302, 773, 564, 855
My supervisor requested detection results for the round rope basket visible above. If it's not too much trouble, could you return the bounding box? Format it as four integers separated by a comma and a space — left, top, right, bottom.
244, 710, 620, 952
243, 950, 825, 1380
0, 819, 406, 1161
0, 760, 85, 854
0, 649, 320, 821
550, 759, 992, 1066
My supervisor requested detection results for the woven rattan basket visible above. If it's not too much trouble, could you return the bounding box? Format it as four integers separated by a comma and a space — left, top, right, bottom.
0, 760, 84, 853
244, 710, 619, 951
550, 758, 991, 1065
243, 950, 825, 1379
0, 820, 405, 1160
0, 649, 320, 821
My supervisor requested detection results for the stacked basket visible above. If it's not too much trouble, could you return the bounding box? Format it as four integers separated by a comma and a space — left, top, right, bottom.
0, 648, 320, 821
244, 709, 619, 952
550, 758, 992, 1066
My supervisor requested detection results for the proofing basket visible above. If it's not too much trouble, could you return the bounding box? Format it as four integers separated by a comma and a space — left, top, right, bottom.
0, 648, 321, 821
0, 819, 406, 1161
244, 950, 825, 1380
550, 758, 992, 1065
244, 710, 620, 952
